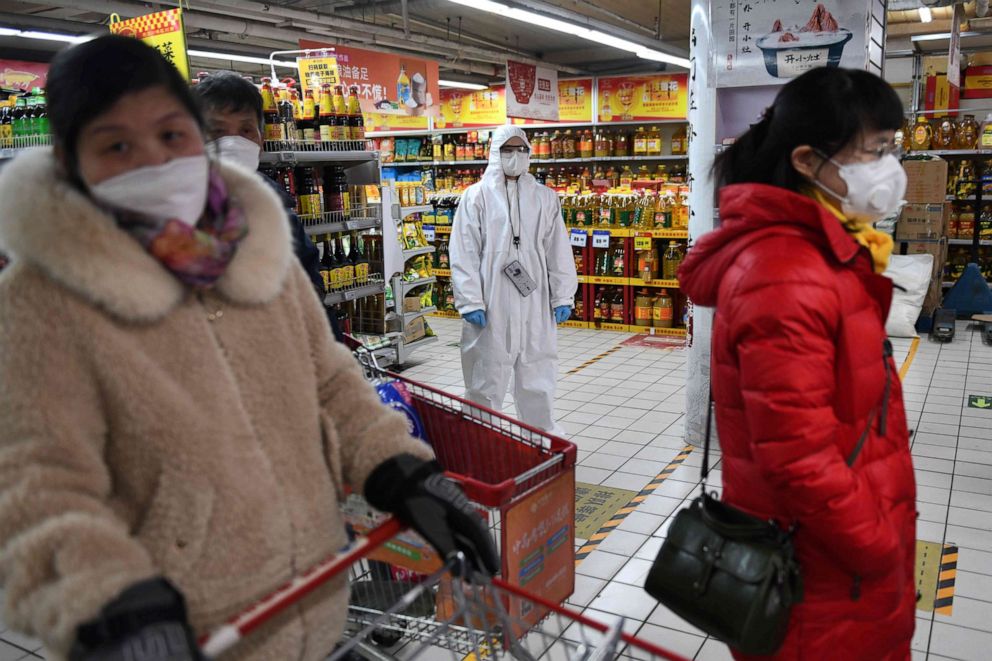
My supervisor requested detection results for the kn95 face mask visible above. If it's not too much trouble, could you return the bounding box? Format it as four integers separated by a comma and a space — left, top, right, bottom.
815, 153, 907, 223
207, 135, 261, 172
88, 155, 210, 227
500, 150, 530, 177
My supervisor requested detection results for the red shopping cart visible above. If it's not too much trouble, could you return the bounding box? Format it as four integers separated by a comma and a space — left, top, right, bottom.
200, 519, 693, 661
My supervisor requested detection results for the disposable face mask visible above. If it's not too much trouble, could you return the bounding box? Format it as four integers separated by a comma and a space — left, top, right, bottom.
815, 153, 907, 223
500, 150, 530, 177
89, 154, 210, 227
207, 135, 261, 172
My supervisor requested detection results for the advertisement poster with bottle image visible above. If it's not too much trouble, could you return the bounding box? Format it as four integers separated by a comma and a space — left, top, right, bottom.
109, 8, 191, 80
597, 73, 688, 122
436, 86, 507, 129
711, 0, 867, 87
0, 60, 47, 93
506, 60, 560, 121
299, 40, 440, 132
512, 78, 594, 126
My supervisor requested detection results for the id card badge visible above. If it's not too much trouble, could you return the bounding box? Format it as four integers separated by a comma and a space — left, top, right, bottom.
503, 260, 538, 297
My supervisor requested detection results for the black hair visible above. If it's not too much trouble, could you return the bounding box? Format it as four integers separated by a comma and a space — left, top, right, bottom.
47, 35, 203, 172
713, 67, 904, 192
192, 70, 264, 129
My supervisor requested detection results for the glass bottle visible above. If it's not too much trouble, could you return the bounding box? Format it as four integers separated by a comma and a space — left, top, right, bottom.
318, 84, 335, 143
347, 86, 365, 142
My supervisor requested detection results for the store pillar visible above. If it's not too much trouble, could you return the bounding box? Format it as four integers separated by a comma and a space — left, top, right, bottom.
684, 0, 717, 447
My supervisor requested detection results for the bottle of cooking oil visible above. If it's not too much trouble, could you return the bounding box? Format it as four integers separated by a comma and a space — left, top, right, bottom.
633, 126, 648, 156
910, 116, 933, 151
662, 241, 684, 280
646, 125, 663, 156
653, 289, 674, 328
634, 289, 653, 327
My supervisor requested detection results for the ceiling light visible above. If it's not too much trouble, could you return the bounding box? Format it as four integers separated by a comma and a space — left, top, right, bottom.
0, 27, 91, 43
439, 79, 489, 90
187, 49, 297, 68
444, 0, 688, 69
919, 6, 933, 23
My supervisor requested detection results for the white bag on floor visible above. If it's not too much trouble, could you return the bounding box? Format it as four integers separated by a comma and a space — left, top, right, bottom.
883, 254, 934, 338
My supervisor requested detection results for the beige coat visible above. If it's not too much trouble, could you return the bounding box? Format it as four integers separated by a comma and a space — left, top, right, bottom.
0, 150, 431, 660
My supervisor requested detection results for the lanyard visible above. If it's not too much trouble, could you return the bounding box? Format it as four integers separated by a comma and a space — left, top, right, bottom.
503, 178, 521, 250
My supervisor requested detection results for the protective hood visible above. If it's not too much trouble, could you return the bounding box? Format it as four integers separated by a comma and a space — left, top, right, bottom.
484, 126, 533, 182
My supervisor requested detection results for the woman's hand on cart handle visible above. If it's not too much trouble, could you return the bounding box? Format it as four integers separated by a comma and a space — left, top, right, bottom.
70, 577, 204, 661
365, 454, 500, 578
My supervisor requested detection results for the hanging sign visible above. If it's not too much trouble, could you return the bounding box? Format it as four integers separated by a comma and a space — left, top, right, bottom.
512, 78, 594, 126
506, 60, 559, 122
948, 3, 963, 89
299, 39, 440, 132
436, 86, 507, 129
597, 74, 688, 122
0, 60, 47, 93
109, 9, 191, 80
711, 0, 867, 88
297, 55, 340, 95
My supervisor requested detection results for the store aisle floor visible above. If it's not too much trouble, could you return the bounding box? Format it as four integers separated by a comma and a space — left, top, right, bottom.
0, 319, 989, 660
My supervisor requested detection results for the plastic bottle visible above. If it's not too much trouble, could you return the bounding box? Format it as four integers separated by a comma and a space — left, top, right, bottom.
662, 241, 684, 280
981, 114, 992, 149
633, 126, 648, 156
911, 116, 933, 151
653, 289, 674, 328
634, 289, 653, 327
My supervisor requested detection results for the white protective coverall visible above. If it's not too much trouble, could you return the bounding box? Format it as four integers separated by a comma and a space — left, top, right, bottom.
450, 126, 578, 434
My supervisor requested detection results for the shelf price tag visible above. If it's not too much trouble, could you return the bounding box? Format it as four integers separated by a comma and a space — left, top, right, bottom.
570, 229, 588, 247
423, 224, 436, 242
592, 230, 611, 249
634, 235, 653, 251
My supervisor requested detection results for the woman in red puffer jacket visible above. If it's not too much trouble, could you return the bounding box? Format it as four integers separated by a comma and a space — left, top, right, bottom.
679, 68, 916, 660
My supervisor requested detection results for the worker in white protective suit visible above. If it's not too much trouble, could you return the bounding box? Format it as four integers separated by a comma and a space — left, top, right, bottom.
450, 126, 578, 435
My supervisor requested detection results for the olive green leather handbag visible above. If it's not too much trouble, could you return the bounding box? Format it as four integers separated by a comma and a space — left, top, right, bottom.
642, 395, 803, 656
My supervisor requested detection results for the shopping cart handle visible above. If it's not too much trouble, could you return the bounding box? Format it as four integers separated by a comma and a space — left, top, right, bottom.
198, 517, 405, 658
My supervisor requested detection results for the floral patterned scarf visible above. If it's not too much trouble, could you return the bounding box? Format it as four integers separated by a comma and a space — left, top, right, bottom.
114, 169, 249, 288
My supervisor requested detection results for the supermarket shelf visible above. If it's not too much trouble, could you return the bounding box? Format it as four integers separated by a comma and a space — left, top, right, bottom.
569, 227, 689, 238
261, 148, 377, 164
533, 155, 688, 163
399, 204, 434, 216
909, 149, 992, 157
561, 320, 591, 329
324, 280, 384, 305
578, 275, 680, 288
430, 310, 461, 319
589, 323, 688, 336
434, 268, 452, 277
947, 196, 982, 202
367, 119, 688, 138
385, 161, 435, 166
397, 277, 436, 292
949, 238, 992, 246
0, 135, 53, 160
301, 214, 380, 237
396, 307, 438, 323
402, 245, 436, 259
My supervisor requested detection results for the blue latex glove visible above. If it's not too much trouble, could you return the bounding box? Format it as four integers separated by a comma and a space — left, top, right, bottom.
554, 306, 572, 324
463, 310, 487, 328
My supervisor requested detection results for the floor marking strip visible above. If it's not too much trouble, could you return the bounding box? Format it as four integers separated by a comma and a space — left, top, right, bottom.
575, 444, 694, 567
567, 344, 624, 374
899, 336, 920, 381
934, 545, 958, 615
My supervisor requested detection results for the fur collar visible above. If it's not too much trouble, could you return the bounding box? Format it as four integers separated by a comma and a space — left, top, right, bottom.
0, 149, 291, 322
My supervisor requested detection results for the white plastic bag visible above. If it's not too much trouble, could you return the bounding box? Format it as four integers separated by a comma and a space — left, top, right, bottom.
884, 254, 934, 338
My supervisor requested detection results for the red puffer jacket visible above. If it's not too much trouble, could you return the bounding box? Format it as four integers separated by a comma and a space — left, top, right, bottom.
679, 184, 916, 660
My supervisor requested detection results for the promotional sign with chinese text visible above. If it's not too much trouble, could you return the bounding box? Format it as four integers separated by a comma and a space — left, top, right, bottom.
297, 55, 340, 95
109, 9, 190, 80
597, 74, 688, 122
512, 78, 593, 126
0, 60, 48, 93
506, 60, 559, 121
712, 0, 867, 87
299, 39, 439, 131
436, 86, 507, 128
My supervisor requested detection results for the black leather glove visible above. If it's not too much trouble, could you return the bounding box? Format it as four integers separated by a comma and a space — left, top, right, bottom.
365, 454, 500, 578
70, 577, 203, 661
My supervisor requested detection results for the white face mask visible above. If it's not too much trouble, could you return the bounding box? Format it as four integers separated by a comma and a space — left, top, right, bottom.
815, 153, 907, 223
207, 135, 261, 172
88, 154, 210, 227
500, 150, 530, 177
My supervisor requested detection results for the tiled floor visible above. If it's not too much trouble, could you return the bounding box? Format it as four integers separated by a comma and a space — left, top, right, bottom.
1, 318, 990, 660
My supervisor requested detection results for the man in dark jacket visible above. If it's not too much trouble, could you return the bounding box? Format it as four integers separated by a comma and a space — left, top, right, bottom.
192, 71, 343, 341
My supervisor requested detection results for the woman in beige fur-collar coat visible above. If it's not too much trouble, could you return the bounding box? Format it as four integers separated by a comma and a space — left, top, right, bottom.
0, 37, 496, 661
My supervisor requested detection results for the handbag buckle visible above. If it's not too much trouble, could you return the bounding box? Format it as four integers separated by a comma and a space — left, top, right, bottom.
693, 539, 725, 596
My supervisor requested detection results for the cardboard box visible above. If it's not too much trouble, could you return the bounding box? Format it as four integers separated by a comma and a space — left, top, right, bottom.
896, 203, 949, 241
903, 159, 949, 204
403, 317, 426, 343
402, 296, 422, 313
902, 239, 948, 315
964, 64, 992, 99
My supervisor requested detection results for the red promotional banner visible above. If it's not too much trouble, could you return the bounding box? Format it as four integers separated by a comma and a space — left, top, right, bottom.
0, 60, 48, 93
299, 40, 439, 132
436, 86, 507, 128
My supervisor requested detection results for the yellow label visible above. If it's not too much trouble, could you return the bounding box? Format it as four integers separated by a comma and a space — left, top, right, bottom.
320, 125, 332, 142
356, 263, 369, 284
982, 128, 992, 148
634, 236, 653, 251
340, 264, 355, 287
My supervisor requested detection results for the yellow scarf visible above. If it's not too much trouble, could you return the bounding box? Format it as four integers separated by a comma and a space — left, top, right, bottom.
809, 189, 893, 274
